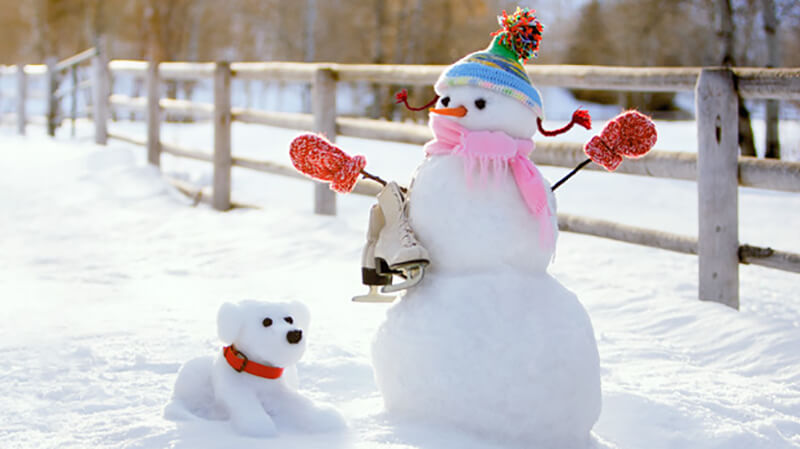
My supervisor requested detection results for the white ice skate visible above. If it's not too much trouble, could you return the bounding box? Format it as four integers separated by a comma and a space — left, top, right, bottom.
352, 182, 430, 303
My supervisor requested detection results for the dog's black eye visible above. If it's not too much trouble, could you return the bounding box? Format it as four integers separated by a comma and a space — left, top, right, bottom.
284, 316, 293, 324
474, 98, 486, 110
262, 317, 273, 327
441, 96, 450, 107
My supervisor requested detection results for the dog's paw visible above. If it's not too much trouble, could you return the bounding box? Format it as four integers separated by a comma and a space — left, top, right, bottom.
230, 414, 278, 438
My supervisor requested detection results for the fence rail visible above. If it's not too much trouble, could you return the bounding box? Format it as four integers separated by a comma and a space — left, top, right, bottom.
2, 53, 799, 309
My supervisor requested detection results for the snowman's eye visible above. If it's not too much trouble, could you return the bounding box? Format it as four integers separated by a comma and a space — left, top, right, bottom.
441, 96, 450, 107
474, 98, 486, 110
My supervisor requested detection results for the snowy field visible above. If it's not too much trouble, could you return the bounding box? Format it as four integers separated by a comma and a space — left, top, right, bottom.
1, 118, 800, 449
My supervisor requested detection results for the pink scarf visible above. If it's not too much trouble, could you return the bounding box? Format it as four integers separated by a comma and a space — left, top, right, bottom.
423, 114, 554, 249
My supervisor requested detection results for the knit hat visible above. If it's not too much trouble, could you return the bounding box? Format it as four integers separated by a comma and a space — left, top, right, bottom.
435, 7, 544, 117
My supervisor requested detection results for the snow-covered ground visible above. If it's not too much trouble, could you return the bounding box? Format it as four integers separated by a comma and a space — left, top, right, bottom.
1, 119, 799, 449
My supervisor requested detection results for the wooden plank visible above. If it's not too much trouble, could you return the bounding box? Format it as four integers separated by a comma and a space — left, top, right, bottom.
557, 213, 697, 255
92, 36, 109, 145
106, 62, 799, 99
334, 64, 443, 86
162, 142, 213, 162
232, 108, 313, 130
739, 245, 800, 274
110, 94, 214, 119
559, 214, 800, 274
108, 60, 147, 76
232, 157, 309, 180
311, 67, 337, 215
738, 157, 800, 193
159, 62, 215, 80
23, 64, 47, 75
734, 67, 800, 100
160, 98, 214, 118
231, 62, 317, 82
696, 68, 739, 309
55, 47, 97, 71
17, 63, 26, 135
525, 65, 700, 92
213, 62, 232, 211
335, 118, 800, 193
332, 64, 702, 91
108, 131, 146, 146
232, 156, 383, 197
534, 142, 698, 181
109, 94, 145, 110
146, 60, 161, 166
337, 117, 431, 145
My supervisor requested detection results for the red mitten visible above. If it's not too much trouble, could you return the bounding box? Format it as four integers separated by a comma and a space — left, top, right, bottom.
584, 110, 657, 171
613, 111, 657, 157
290, 134, 366, 193
584, 136, 623, 171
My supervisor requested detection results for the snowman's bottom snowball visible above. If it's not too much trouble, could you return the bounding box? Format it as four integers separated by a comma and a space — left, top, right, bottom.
372, 271, 601, 448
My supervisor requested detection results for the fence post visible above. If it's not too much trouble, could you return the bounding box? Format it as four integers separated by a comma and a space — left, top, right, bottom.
91, 36, 109, 145
213, 61, 232, 211
70, 65, 78, 137
16, 63, 26, 135
696, 68, 739, 309
45, 57, 58, 137
146, 60, 161, 167
312, 67, 337, 215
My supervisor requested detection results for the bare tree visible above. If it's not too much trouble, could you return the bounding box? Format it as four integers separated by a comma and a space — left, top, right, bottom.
762, 0, 780, 159
716, 0, 757, 157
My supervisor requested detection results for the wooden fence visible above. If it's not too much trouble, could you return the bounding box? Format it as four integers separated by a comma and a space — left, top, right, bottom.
2, 48, 799, 310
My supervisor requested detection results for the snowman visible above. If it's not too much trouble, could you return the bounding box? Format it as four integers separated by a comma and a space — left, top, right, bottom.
371, 9, 601, 448
289, 7, 656, 448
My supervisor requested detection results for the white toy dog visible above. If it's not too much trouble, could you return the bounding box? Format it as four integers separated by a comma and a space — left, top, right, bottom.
165, 300, 346, 437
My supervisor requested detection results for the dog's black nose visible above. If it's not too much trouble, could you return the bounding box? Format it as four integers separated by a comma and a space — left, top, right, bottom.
286, 330, 303, 344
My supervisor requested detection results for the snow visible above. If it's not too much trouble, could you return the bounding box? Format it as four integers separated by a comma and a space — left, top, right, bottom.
1, 120, 800, 449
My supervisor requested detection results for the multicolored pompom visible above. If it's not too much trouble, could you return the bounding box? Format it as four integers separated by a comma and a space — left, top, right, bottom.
491, 7, 544, 62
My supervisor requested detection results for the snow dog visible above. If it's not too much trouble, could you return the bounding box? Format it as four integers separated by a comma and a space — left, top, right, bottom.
165, 300, 346, 437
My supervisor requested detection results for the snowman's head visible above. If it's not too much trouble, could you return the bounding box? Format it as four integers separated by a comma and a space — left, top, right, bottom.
430, 85, 539, 139
426, 8, 545, 140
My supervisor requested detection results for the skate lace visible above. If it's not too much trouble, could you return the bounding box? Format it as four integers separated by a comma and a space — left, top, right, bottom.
399, 202, 418, 248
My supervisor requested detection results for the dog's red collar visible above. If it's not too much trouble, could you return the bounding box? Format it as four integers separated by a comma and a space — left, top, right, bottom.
223, 345, 284, 379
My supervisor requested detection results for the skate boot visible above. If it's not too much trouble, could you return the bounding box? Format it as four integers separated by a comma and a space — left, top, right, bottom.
352, 204, 395, 303
374, 182, 430, 293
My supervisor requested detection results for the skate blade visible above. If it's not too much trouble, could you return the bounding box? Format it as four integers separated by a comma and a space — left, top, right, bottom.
352, 286, 396, 303
381, 263, 426, 294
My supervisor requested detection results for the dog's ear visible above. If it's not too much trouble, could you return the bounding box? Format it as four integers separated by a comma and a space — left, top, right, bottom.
217, 302, 243, 344
288, 301, 311, 329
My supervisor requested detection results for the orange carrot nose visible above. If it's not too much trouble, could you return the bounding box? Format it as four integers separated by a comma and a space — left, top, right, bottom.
429, 106, 468, 117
